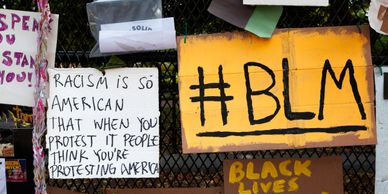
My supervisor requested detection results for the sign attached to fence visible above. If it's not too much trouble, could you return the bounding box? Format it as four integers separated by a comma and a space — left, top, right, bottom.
224, 157, 343, 194
0, 9, 58, 107
375, 67, 388, 194
178, 26, 375, 153
243, 0, 329, 6
368, 0, 388, 35
46, 68, 160, 179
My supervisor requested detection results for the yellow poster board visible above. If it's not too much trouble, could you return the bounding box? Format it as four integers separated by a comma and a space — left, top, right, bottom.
178, 26, 376, 153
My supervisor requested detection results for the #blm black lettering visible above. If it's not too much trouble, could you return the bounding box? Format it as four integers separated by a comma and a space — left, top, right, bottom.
189, 65, 234, 126
195, 58, 368, 137
318, 59, 365, 120
244, 62, 280, 124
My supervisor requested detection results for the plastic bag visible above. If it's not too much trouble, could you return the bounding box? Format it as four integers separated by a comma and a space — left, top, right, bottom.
86, 0, 163, 57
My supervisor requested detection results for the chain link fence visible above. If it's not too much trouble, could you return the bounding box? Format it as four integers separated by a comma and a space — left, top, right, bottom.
2, 0, 385, 193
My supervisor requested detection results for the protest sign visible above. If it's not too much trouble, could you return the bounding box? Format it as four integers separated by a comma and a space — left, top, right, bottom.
224, 157, 343, 194
368, 0, 388, 35
5, 159, 27, 182
178, 26, 375, 153
0, 9, 58, 106
375, 67, 388, 194
46, 68, 160, 179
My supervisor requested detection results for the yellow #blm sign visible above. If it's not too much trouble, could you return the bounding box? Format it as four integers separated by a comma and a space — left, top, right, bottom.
224, 157, 343, 194
178, 26, 375, 153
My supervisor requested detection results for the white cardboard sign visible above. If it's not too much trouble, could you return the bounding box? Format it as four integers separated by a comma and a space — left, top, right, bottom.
243, 0, 329, 6
375, 67, 388, 194
46, 68, 160, 179
99, 17, 176, 53
0, 9, 58, 107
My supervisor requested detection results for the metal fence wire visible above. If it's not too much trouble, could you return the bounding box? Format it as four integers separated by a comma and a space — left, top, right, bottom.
3, 0, 385, 193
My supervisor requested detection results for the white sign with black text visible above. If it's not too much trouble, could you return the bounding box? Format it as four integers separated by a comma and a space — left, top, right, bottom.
46, 68, 160, 179
375, 67, 388, 193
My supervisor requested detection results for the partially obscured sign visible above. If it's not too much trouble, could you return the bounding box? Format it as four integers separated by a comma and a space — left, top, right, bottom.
224, 157, 343, 194
5, 159, 27, 182
375, 67, 388, 194
0, 9, 58, 106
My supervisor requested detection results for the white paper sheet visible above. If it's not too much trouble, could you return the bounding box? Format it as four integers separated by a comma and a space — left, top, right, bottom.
99, 17, 176, 53
0, 159, 6, 194
46, 68, 160, 179
101, 17, 175, 32
243, 0, 329, 6
0, 9, 58, 107
368, 0, 388, 35
99, 30, 176, 53
375, 67, 388, 194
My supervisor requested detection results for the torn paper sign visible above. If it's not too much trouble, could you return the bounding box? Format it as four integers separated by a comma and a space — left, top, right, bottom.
243, 0, 329, 6
368, 0, 388, 35
99, 17, 176, 53
208, 0, 283, 38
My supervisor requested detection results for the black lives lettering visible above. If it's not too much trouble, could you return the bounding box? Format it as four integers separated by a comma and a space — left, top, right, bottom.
190, 58, 367, 137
